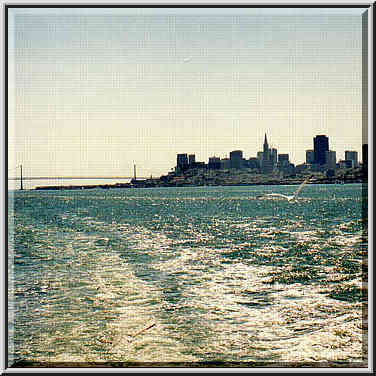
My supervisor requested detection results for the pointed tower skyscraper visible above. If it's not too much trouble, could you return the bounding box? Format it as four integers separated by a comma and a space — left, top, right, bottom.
262, 133, 273, 174
263, 133, 269, 160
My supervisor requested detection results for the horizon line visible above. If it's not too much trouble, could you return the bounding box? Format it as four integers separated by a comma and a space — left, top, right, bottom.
8, 176, 149, 181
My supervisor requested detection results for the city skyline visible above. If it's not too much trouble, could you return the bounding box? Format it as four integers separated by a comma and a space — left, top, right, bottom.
9, 131, 366, 179
8, 7, 367, 178
175, 132, 365, 174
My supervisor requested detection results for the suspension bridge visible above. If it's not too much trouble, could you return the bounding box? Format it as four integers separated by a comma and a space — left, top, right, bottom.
8, 165, 151, 190
8, 176, 148, 180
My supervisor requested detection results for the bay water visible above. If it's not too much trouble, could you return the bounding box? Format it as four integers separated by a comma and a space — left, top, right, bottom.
8, 184, 368, 366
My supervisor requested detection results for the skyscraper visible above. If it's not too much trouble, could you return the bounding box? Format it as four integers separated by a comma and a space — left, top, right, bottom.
262, 134, 273, 174
208, 156, 221, 169
278, 154, 289, 167
263, 134, 269, 159
325, 150, 337, 170
313, 135, 329, 165
176, 153, 188, 172
230, 150, 243, 169
271, 148, 278, 166
345, 151, 358, 168
188, 154, 196, 166
362, 144, 368, 167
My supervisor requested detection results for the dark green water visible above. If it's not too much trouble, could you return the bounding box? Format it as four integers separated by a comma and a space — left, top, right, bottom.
8, 184, 368, 365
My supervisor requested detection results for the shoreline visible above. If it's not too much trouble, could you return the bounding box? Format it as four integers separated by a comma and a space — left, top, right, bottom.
33, 178, 366, 191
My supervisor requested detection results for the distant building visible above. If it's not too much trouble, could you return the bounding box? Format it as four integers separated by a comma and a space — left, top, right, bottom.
230, 150, 243, 169
339, 160, 354, 169
295, 163, 308, 173
287, 163, 296, 175
177, 153, 188, 172
188, 154, 196, 165
362, 144, 368, 167
313, 135, 329, 165
277, 154, 295, 175
220, 158, 230, 170
194, 162, 207, 169
261, 134, 274, 174
345, 151, 358, 168
248, 157, 260, 170
263, 134, 269, 157
325, 150, 337, 170
311, 163, 326, 172
271, 148, 278, 166
278, 154, 289, 166
306, 150, 315, 164
208, 156, 221, 170
262, 159, 274, 174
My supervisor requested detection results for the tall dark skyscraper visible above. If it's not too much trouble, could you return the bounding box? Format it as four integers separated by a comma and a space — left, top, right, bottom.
362, 144, 368, 167
313, 135, 329, 165
188, 154, 196, 165
230, 150, 243, 169
177, 153, 189, 171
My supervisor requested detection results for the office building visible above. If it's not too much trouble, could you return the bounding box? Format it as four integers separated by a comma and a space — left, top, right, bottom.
194, 162, 206, 169
177, 153, 188, 172
277, 154, 295, 175
313, 135, 329, 165
230, 150, 243, 169
208, 156, 221, 169
362, 144, 368, 167
220, 158, 230, 170
325, 150, 337, 170
248, 158, 260, 170
188, 154, 196, 165
345, 151, 358, 168
339, 160, 353, 169
278, 154, 289, 166
306, 150, 315, 164
295, 163, 308, 173
271, 148, 278, 166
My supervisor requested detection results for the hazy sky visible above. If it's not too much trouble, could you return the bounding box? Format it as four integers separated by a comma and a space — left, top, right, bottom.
8, 7, 367, 178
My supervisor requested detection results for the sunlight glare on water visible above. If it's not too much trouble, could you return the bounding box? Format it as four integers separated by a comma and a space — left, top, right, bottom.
8, 184, 367, 366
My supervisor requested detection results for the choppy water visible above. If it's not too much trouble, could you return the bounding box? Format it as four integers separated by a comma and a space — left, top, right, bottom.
8, 184, 368, 366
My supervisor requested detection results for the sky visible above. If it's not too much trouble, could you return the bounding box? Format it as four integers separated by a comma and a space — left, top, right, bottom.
7, 6, 368, 178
